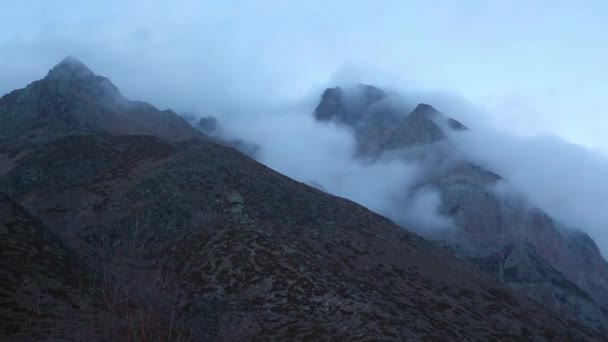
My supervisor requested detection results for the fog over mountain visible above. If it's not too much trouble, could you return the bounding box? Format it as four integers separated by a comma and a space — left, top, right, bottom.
3, 2, 608, 338
0, 1, 608, 238
230, 88, 608, 257
2, 1, 607, 256
453, 128, 608, 257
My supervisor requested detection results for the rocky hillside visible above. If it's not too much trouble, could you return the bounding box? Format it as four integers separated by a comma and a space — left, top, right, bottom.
314, 84, 608, 333
0, 193, 99, 340
0, 59, 606, 340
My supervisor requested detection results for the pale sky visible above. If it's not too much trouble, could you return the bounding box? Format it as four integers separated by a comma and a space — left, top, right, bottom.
1, 0, 607, 151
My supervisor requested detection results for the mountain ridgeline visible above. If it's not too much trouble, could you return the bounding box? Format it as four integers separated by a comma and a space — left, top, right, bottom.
0, 58, 606, 340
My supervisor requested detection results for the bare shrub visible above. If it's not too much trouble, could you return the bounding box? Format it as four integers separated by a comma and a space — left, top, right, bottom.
72, 230, 196, 341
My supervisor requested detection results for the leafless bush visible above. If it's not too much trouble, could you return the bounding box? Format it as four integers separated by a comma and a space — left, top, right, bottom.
73, 230, 195, 341
12, 213, 219, 341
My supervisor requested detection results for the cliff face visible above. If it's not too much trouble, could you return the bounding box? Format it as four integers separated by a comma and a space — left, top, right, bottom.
314, 84, 608, 332
1, 59, 605, 340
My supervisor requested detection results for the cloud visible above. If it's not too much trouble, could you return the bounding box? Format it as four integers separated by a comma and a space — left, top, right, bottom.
220, 95, 453, 232
451, 127, 608, 255
386, 186, 453, 234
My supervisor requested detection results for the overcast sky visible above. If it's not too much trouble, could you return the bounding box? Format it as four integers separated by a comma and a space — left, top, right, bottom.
1, 0, 607, 151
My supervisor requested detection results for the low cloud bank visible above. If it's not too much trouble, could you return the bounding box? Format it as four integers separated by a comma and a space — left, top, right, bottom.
213, 81, 608, 256
223, 99, 454, 233
452, 128, 608, 255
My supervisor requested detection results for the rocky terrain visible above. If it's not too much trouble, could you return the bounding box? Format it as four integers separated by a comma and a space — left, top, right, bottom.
0, 58, 606, 341
314, 84, 608, 333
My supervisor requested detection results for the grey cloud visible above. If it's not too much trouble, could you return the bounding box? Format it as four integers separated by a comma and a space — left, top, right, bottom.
451, 128, 608, 256
220, 96, 453, 232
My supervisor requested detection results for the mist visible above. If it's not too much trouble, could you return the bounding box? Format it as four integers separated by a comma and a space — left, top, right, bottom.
1, 1, 607, 252
216, 93, 454, 233
452, 129, 608, 256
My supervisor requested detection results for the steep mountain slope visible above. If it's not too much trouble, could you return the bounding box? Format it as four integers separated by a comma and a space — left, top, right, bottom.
1, 133, 604, 341
314, 84, 608, 332
0, 59, 606, 340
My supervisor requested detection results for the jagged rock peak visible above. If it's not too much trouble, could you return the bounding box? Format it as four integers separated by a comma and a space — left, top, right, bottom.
318, 84, 385, 104
46, 56, 95, 81
314, 84, 388, 123
411, 103, 439, 116
409, 103, 468, 131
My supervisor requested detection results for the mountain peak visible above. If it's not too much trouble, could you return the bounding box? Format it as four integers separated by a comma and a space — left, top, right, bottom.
410, 103, 468, 131
355, 83, 386, 103
411, 103, 439, 116
0, 57, 201, 142
46, 56, 95, 81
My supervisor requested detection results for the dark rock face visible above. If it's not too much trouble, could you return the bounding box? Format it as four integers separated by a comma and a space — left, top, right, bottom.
313, 85, 608, 333
314, 85, 389, 125
1, 60, 605, 340
467, 242, 608, 331
0, 57, 201, 143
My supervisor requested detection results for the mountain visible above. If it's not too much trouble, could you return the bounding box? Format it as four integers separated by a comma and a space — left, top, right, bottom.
314, 85, 466, 157
313, 84, 608, 332
0, 58, 606, 340
0, 56, 201, 144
